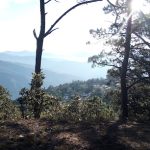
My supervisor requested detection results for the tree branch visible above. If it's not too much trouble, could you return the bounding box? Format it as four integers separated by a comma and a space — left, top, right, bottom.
91, 60, 121, 69
44, 0, 52, 4
33, 29, 38, 39
127, 77, 150, 90
46, 28, 59, 35
133, 32, 150, 48
107, 0, 122, 8
44, 0, 59, 4
44, 0, 102, 37
106, 0, 122, 33
127, 79, 140, 90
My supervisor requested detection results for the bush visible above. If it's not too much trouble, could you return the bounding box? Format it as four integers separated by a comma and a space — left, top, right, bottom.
18, 73, 48, 119
80, 96, 116, 122
102, 85, 150, 122
0, 85, 20, 120
128, 84, 150, 121
43, 96, 116, 123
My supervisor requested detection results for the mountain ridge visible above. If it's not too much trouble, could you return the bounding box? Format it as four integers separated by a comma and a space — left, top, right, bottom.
0, 51, 108, 99
0, 60, 82, 99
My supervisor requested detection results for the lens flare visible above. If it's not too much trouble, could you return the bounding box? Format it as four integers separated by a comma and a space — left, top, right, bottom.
131, 0, 147, 13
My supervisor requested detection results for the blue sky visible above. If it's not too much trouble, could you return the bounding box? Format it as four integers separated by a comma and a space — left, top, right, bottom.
0, 0, 111, 62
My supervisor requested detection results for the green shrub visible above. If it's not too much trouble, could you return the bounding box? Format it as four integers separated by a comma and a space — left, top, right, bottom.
18, 73, 62, 119
128, 84, 150, 121
17, 73, 46, 119
102, 85, 150, 122
41, 94, 62, 119
42, 96, 116, 123
0, 85, 20, 120
80, 96, 116, 122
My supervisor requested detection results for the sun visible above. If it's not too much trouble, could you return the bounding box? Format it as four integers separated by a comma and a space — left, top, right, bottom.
131, 0, 144, 12
131, 0, 149, 13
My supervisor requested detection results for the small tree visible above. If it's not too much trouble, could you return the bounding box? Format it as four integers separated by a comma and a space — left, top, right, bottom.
17, 88, 29, 118
18, 73, 45, 119
18, 72, 62, 119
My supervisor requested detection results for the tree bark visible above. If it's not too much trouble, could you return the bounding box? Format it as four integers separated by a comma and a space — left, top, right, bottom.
35, 38, 43, 73
35, 0, 45, 74
120, 0, 132, 123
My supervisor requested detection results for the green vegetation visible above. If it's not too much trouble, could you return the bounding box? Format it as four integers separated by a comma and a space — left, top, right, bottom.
17, 73, 50, 119
0, 0, 150, 149
47, 78, 110, 100
0, 85, 20, 120
0, 73, 149, 122
88, 0, 150, 122
16, 73, 115, 121
128, 84, 150, 121
42, 96, 116, 122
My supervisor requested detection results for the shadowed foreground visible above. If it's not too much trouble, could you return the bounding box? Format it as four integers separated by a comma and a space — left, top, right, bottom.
0, 119, 150, 150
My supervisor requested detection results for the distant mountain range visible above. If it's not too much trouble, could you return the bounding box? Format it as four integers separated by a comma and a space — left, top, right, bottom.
0, 51, 108, 99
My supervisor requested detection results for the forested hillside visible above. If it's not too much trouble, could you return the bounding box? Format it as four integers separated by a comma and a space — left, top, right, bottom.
47, 78, 114, 100
0, 60, 81, 99
0, 51, 107, 99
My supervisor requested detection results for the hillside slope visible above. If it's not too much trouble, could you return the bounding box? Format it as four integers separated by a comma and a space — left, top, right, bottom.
0, 60, 80, 99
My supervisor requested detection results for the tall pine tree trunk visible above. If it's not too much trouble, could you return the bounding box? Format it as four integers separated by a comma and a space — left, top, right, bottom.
121, 0, 132, 122
35, 38, 43, 74
34, 0, 102, 74
35, 0, 45, 74
33, 0, 45, 119
33, 0, 103, 119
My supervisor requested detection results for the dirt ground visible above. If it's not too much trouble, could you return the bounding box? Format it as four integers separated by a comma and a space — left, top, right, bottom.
0, 119, 150, 150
